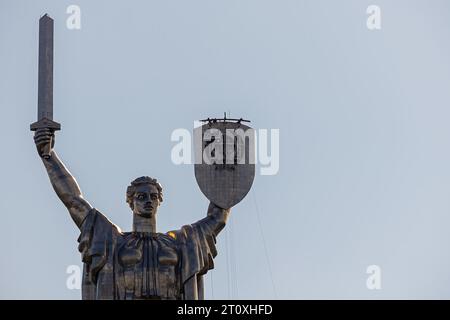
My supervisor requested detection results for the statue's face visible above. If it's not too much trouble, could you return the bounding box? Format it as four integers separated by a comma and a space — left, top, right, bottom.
132, 184, 160, 218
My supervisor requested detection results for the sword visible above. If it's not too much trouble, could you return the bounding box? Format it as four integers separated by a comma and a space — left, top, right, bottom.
30, 14, 60, 159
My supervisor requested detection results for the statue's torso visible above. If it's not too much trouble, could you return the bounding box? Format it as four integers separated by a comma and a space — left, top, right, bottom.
117, 232, 180, 300
79, 209, 219, 300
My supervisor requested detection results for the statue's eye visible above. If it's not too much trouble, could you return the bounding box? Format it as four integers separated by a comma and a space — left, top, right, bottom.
137, 194, 146, 200
150, 194, 158, 201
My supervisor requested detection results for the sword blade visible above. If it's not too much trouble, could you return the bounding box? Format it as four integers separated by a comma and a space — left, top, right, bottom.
37, 14, 53, 121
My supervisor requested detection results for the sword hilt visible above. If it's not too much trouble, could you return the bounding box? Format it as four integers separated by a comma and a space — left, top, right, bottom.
30, 117, 61, 159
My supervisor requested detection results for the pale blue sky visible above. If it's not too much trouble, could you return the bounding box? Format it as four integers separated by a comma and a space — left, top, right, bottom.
2, 0, 450, 299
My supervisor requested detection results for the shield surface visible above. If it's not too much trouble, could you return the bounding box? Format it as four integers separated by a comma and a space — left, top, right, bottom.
194, 121, 255, 209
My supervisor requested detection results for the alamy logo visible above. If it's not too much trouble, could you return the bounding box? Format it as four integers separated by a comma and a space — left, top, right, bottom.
66, 265, 81, 290
66, 5, 81, 30
366, 5, 381, 30
171, 122, 279, 176
366, 265, 382, 290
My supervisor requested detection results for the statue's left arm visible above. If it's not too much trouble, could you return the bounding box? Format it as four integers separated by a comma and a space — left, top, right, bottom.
194, 202, 230, 237
176, 202, 230, 299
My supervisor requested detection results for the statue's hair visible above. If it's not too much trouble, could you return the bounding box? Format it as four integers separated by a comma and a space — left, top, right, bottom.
126, 176, 163, 209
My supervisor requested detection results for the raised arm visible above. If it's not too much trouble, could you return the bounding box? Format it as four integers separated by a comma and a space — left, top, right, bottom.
207, 202, 230, 235
34, 128, 92, 228
191, 202, 230, 237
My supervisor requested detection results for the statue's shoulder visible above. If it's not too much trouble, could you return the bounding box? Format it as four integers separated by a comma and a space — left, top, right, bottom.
80, 208, 122, 235
162, 227, 193, 244
161, 230, 179, 242
164, 224, 199, 244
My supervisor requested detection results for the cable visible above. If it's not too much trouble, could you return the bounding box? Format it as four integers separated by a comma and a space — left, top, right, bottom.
231, 216, 239, 299
225, 225, 231, 299
230, 215, 239, 299
252, 188, 278, 299
210, 269, 214, 299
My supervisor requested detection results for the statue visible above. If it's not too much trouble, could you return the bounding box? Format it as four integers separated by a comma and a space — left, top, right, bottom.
31, 15, 255, 300
34, 129, 229, 299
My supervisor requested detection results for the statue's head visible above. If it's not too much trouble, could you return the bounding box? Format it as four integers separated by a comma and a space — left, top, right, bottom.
126, 176, 163, 218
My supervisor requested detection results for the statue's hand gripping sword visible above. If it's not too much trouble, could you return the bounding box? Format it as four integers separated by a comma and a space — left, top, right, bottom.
30, 14, 60, 159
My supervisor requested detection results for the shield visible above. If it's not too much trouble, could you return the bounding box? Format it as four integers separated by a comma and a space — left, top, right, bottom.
194, 121, 255, 209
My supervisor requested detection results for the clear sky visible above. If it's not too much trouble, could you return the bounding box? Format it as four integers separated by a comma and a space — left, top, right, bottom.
2, 0, 450, 299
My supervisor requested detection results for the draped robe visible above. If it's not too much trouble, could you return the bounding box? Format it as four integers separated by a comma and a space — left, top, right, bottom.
77, 208, 224, 300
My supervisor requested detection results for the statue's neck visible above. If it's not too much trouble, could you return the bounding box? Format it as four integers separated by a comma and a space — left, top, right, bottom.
132, 214, 157, 233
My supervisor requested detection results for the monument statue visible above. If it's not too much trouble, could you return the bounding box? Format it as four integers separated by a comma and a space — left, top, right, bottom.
31, 15, 255, 300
